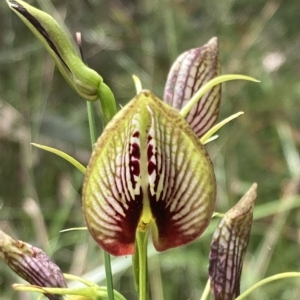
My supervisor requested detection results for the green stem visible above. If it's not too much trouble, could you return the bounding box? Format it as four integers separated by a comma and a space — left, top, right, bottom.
104, 252, 114, 300
136, 231, 149, 300
199, 279, 210, 300
86, 100, 114, 300
87, 101, 97, 146
235, 272, 300, 300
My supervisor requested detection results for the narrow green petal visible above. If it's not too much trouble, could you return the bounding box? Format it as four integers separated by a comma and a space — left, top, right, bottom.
132, 75, 143, 94
180, 74, 259, 118
31, 143, 86, 174
200, 112, 244, 144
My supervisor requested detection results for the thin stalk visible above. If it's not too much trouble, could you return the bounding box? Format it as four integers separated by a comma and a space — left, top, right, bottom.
235, 272, 300, 300
199, 279, 210, 300
86, 102, 97, 147
136, 231, 149, 300
86, 101, 114, 300
77, 31, 115, 300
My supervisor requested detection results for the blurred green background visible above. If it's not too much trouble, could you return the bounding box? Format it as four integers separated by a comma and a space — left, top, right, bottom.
0, 0, 299, 299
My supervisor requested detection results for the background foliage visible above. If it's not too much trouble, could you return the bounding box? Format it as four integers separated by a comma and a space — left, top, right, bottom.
0, 0, 299, 299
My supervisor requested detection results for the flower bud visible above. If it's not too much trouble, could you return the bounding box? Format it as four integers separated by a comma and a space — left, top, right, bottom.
7, 0, 101, 101
0, 230, 66, 300
209, 183, 257, 300
164, 37, 221, 138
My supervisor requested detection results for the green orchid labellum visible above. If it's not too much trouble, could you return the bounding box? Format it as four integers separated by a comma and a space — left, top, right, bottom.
83, 90, 216, 256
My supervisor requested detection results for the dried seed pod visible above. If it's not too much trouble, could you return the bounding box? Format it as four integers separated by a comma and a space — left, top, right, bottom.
209, 183, 257, 300
163, 37, 221, 138
0, 230, 66, 300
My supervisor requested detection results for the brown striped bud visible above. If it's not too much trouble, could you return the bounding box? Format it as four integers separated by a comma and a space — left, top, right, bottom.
209, 183, 257, 300
0, 230, 66, 300
163, 37, 221, 138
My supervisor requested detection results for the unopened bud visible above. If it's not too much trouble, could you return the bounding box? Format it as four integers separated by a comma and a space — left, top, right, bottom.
164, 37, 221, 138
0, 230, 66, 300
209, 183, 257, 300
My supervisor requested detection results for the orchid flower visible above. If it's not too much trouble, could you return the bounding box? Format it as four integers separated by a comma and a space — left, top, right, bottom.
7, 0, 258, 257
6, 1, 260, 299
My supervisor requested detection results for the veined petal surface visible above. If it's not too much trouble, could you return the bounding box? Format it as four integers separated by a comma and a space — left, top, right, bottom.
0, 230, 66, 300
83, 90, 216, 256
164, 37, 221, 138
209, 183, 257, 300
147, 96, 216, 251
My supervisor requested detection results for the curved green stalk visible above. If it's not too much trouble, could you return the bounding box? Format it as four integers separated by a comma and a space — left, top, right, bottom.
31, 143, 86, 174
235, 272, 300, 300
13, 283, 127, 300
97, 82, 118, 125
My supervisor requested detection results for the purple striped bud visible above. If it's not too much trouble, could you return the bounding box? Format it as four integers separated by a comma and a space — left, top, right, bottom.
164, 37, 221, 138
0, 230, 66, 300
209, 183, 257, 300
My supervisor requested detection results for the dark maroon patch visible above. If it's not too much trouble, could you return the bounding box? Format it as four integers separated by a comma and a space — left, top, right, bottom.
133, 131, 140, 138
131, 142, 140, 159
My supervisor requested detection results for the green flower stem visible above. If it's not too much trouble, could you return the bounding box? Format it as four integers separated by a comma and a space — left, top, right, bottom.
97, 82, 118, 125
87, 102, 98, 147
136, 231, 149, 300
86, 101, 114, 300
199, 279, 210, 300
103, 252, 114, 300
235, 272, 300, 300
